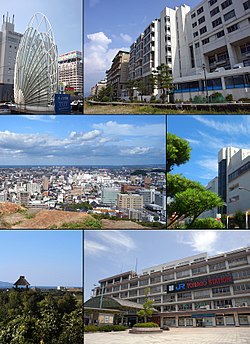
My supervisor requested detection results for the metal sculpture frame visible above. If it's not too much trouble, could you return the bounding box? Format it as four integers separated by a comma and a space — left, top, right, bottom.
14, 13, 58, 112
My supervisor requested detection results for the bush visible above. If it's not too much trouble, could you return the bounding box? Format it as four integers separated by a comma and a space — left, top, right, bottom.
209, 92, 225, 103
192, 95, 206, 104
188, 218, 225, 229
225, 94, 233, 102
101, 96, 111, 102
84, 325, 98, 332
133, 322, 159, 328
113, 325, 128, 331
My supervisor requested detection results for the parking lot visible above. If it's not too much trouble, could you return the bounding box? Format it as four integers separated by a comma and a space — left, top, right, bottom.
84, 327, 250, 344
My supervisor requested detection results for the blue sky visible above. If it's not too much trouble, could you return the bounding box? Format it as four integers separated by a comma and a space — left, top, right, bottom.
0, 230, 82, 286
84, 230, 250, 300
2, 0, 81, 55
168, 115, 250, 186
0, 115, 166, 165
84, 0, 201, 95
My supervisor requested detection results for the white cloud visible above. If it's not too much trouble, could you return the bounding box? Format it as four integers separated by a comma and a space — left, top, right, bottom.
193, 115, 250, 135
20, 115, 56, 122
69, 130, 102, 141
121, 147, 150, 155
196, 158, 218, 173
93, 121, 165, 137
185, 138, 200, 145
178, 231, 219, 254
120, 33, 133, 43
97, 231, 136, 251
84, 239, 108, 256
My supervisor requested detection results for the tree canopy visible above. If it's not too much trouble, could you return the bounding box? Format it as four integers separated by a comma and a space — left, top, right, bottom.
167, 133, 191, 172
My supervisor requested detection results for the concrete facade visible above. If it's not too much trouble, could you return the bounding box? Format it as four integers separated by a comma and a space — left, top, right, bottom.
0, 13, 22, 101
58, 51, 83, 94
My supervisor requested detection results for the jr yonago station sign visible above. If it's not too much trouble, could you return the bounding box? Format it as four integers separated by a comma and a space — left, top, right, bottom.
166, 273, 233, 293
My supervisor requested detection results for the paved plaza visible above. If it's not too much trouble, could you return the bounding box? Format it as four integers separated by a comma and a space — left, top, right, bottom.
84, 327, 250, 344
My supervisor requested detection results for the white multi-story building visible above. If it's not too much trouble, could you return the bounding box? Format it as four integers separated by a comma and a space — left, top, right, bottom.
0, 13, 22, 101
93, 247, 250, 327
58, 51, 83, 94
124, 0, 250, 101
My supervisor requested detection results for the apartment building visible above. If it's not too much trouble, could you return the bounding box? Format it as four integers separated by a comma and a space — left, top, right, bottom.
174, 0, 250, 101
117, 193, 143, 210
91, 79, 107, 97
121, 0, 250, 101
58, 51, 83, 94
93, 247, 250, 327
106, 50, 130, 98
218, 147, 250, 215
0, 13, 22, 101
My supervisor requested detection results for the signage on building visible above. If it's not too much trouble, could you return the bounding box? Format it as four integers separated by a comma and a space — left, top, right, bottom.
54, 94, 71, 113
166, 273, 233, 293
192, 314, 215, 318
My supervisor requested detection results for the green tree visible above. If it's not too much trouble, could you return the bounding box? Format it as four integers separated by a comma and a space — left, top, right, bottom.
136, 79, 147, 102
167, 188, 223, 228
188, 218, 225, 229
233, 210, 246, 228
167, 133, 191, 172
167, 173, 204, 197
137, 288, 154, 323
97, 85, 113, 102
127, 79, 136, 102
58, 307, 83, 344
152, 64, 174, 103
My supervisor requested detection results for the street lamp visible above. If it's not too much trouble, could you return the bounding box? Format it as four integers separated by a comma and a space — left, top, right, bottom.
202, 63, 209, 103
238, 187, 250, 228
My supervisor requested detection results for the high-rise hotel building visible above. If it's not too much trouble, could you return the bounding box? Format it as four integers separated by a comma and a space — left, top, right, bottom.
93, 246, 250, 327
58, 51, 83, 94
126, 0, 250, 101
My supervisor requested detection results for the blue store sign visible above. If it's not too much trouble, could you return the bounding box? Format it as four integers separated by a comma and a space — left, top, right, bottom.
54, 94, 71, 113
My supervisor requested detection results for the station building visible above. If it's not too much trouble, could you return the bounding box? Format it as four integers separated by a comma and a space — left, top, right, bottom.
93, 246, 250, 327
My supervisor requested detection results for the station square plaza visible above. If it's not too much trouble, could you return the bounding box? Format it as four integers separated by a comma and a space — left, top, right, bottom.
84, 327, 250, 344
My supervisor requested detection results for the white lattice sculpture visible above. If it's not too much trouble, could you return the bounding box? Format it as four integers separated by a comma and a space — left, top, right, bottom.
14, 13, 58, 112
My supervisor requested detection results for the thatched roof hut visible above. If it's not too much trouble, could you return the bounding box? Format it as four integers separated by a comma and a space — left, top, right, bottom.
13, 276, 30, 289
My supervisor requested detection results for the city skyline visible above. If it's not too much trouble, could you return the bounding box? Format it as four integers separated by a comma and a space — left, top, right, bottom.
0, 115, 166, 165
1, 0, 81, 55
84, 230, 250, 300
168, 115, 250, 185
84, 0, 201, 94
0, 230, 82, 286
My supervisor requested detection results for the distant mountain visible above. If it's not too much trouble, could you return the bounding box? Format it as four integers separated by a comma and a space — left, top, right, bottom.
0, 281, 12, 287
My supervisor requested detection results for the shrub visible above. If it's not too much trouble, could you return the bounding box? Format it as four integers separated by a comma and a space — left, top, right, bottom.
209, 92, 225, 103
113, 325, 128, 331
192, 95, 206, 104
188, 218, 225, 229
133, 322, 159, 328
101, 96, 111, 102
84, 325, 98, 332
225, 94, 233, 102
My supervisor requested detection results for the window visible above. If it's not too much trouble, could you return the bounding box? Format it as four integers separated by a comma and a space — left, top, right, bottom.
228, 256, 248, 267
197, 6, 204, 15
150, 286, 161, 293
177, 292, 192, 300
227, 24, 239, 33
200, 26, 207, 35
233, 283, 250, 293
217, 30, 225, 38
209, 262, 226, 272
202, 38, 210, 45
150, 276, 161, 284
194, 301, 211, 310
209, 0, 217, 5
210, 6, 220, 16
192, 22, 197, 28
193, 289, 211, 299
176, 269, 190, 278
214, 299, 232, 307
241, 43, 250, 56
212, 286, 231, 295
163, 273, 175, 281
195, 42, 200, 48
193, 31, 199, 37
198, 16, 205, 24
224, 9, 235, 21
163, 293, 176, 302
192, 266, 207, 275
228, 160, 250, 179
191, 12, 196, 19
121, 283, 128, 290
232, 269, 250, 280
212, 17, 222, 27
243, 0, 250, 10
221, 0, 232, 10
178, 303, 193, 311
163, 305, 176, 312
139, 279, 149, 286
130, 281, 138, 288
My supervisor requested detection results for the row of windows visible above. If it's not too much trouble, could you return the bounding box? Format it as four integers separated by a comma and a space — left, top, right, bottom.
244, 0, 250, 10
228, 161, 250, 182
